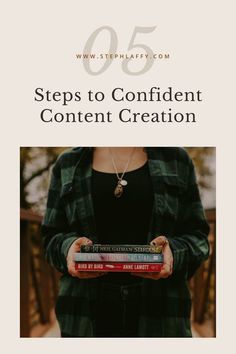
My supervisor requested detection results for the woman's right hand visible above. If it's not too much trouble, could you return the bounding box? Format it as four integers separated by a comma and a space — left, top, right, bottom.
67, 237, 107, 279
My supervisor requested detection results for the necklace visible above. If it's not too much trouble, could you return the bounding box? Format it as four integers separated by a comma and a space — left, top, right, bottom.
109, 147, 136, 198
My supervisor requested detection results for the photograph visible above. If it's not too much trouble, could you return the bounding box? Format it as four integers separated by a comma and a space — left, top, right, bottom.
20, 146, 216, 338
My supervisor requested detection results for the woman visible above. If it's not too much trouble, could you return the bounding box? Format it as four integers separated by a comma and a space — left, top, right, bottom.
42, 147, 209, 337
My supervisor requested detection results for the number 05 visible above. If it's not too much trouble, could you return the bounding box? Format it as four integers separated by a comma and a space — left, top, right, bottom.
82, 26, 157, 75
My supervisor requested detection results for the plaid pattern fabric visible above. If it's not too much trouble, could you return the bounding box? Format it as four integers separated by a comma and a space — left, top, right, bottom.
42, 147, 210, 337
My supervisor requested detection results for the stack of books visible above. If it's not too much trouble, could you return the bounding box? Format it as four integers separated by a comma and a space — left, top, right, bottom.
74, 244, 164, 272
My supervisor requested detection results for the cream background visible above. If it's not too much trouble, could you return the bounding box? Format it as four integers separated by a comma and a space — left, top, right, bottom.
1, 0, 235, 353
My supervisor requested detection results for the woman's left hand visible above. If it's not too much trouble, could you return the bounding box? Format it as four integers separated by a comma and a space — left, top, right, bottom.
131, 236, 173, 280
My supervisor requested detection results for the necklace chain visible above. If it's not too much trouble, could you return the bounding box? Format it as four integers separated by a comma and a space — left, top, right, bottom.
109, 148, 136, 181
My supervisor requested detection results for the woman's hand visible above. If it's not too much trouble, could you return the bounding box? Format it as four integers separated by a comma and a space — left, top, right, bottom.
67, 237, 107, 279
131, 236, 173, 280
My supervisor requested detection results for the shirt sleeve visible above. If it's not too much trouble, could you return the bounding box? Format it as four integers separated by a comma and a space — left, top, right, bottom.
168, 158, 210, 279
41, 161, 78, 273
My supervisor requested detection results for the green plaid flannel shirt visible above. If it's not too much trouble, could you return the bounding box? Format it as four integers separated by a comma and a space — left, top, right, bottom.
42, 147, 210, 337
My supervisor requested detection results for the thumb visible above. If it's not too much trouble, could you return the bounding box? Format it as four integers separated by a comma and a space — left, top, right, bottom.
150, 235, 168, 247
72, 237, 93, 252
74, 237, 93, 246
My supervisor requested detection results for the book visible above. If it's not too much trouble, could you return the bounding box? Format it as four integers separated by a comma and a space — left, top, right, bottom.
74, 262, 163, 272
80, 244, 163, 254
74, 252, 163, 263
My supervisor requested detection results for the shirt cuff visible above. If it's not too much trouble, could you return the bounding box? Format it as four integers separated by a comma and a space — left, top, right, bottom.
168, 238, 188, 277
61, 235, 79, 259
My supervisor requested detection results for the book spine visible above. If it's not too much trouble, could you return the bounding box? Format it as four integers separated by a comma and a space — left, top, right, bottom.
74, 252, 163, 263
74, 262, 163, 272
80, 244, 162, 253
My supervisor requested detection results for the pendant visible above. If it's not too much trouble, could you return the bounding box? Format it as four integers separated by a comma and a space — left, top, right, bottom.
120, 179, 128, 186
114, 182, 123, 198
